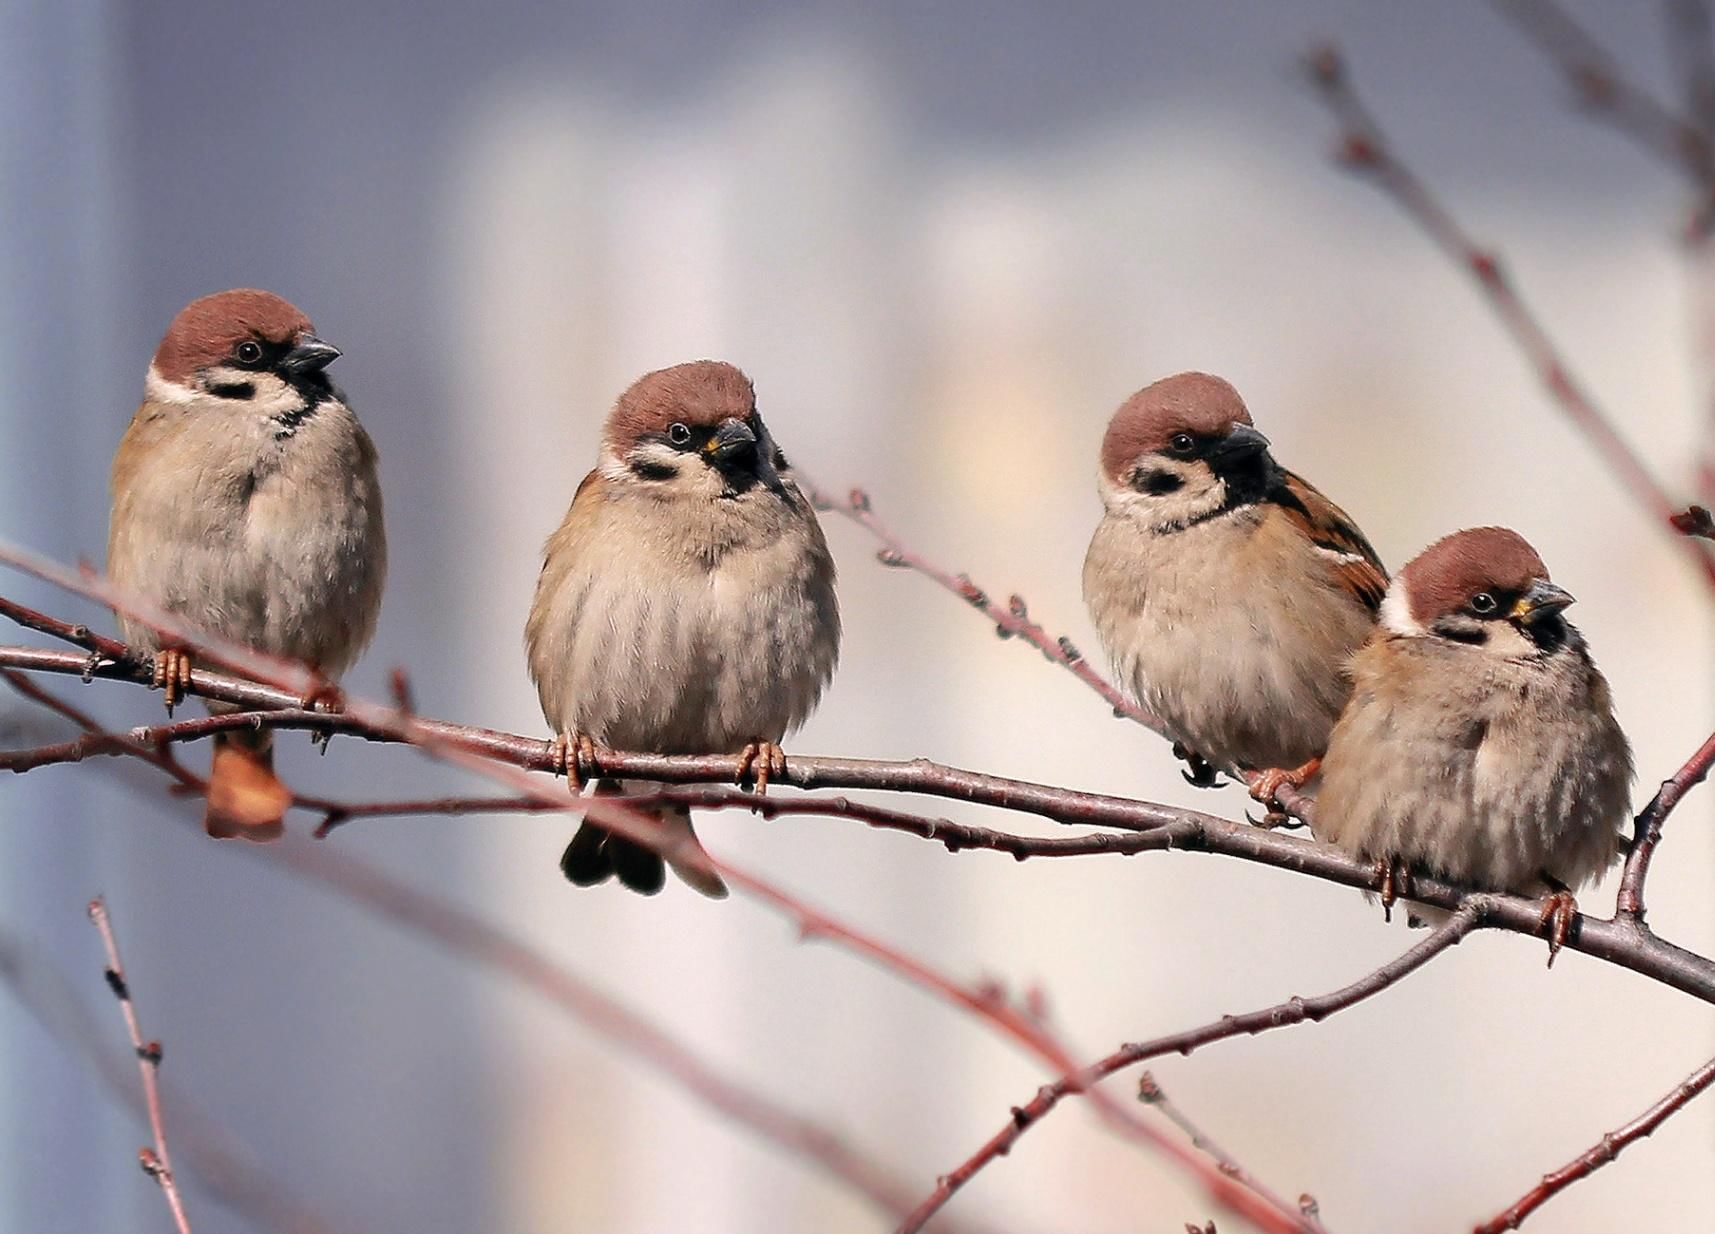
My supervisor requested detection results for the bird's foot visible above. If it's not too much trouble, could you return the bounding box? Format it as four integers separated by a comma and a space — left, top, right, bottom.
152, 648, 193, 714
1172, 743, 1224, 789
1373, 855, 1414, 924
303, 675, 342, 753
736, 740, 787, 794
549, 731, 598, 791
1249, 756, 1320, 808
1537, 887, 1580, 967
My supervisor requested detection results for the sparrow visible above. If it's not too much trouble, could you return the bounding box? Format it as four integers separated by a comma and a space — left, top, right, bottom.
525, 360, 840, 897
1314, 527, 1632, 952
1081, 372, 1386, 797
108, 289, 387, 840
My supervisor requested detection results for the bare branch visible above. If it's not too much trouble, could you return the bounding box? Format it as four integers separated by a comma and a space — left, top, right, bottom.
1, 559, 1299, 1232
88, 896, 193, 1234
897, 904, 1484, 1233
1494, 0, 1715, 191
806, 485, 1315, 820
1474, 1051, 1715, 1232
1306, 42, 1715, 593
6, 636, 1715, 1001
1138, 1071, 1326, 1234
266, 841, 936, 1225
1615, 727, 1715, 920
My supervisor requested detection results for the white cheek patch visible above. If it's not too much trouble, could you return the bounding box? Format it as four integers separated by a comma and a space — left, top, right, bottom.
144, 366, 198, 406
1379, 584, 1424, 636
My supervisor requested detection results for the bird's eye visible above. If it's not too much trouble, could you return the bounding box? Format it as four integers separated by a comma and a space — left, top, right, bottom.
1168, 433, 1196, 455
667, 423, 693, 447
235, 340, 263, 365
1470, 591, 1498, 615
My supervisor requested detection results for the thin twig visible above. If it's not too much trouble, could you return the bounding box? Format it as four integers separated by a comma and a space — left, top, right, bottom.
1138, 1071, 1326, 1234
0, 555, 1302, 1233
0, 926, 343, 1234
1474, 1050, 1715, 1233
1494, 0, 1715, 190
1307, 42, 1715, 593
266, 841, 936, 1225
806, 485, 1315, 820
88, 896, 192, 1234
1615, 727, 1715, 920
6, 638, 1715, 1001
897, 906, 1486, 1232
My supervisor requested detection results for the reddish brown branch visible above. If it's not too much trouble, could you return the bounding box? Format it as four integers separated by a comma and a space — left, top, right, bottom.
1138, 1071, 1328, 1234
1474, 1051, 1715, 1233
89, 896, 193, 1234
265, 841, 935, 1225
0, 556, 1297, 1232
1307, 43, 1715, 593
1615, 727, 1715, 921
806, 485, 1315, 819
6, 638, 1715, 1001
8, 664, 978, 1230
809, 484, 1168, 737
1495, 0, 1715, 191
897, 905, 1486, 1232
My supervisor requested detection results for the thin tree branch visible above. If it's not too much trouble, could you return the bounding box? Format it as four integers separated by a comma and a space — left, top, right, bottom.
6, 637, 1715, 1002
1494, 0, 1715, 191
1306, 42, 1715, 593
0, 557, 1302, 1233
1615, 726, 1715, 920
12, 686, 985, 1232
1474, 1050, 1715, 1233
265, 841, 938, 1226
897, 904, 1486, 1233
0, 926, 344, 1234
88, 896, 193, 1234
1137, 1071, 1326, 1234
806, 485, 1315, 821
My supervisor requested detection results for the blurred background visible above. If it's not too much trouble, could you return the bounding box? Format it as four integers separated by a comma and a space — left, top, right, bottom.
2, 2, 1712, 1231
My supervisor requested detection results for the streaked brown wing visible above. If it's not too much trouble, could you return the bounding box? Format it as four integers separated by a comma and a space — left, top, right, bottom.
1274, 469, 1388, 613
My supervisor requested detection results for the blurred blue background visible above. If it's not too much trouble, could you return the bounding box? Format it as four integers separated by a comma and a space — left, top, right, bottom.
2, 2, 1712, 1231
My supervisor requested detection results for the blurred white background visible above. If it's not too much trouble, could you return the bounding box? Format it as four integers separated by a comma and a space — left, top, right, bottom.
1, 2, 1711, 1232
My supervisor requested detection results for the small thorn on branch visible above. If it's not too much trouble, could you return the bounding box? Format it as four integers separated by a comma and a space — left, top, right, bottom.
874, 547, 907, 567
847, 487, 871, 513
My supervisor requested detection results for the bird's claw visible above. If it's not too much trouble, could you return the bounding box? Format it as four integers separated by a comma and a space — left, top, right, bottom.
1373, 856, 1414, 924
737, 740, 787, 794
152, 649, 193, 714
550, 731, 598, 791
1537, 889, 1579, 967
1173, 743, 1224, 789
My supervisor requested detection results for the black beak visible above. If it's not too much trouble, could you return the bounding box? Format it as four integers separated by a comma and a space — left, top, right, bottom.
1510, 579, 1574, 624
280, 335, 342, 377
704, 418, 759, 465
1208, 423, 1271, 462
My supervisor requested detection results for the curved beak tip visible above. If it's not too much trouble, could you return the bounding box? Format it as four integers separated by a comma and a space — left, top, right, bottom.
1217, 424, 1271, 458
282, 335, 341, 375
705, 418, 759, 462
1511, 580, 1575, 623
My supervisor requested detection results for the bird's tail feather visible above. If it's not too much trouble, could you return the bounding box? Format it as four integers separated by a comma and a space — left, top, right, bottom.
204, 729, 289, 841
559, 779, 727, 898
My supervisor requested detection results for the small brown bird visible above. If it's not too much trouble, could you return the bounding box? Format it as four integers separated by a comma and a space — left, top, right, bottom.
108, 289, 387, 840
1082, 372, 1386, 795
526, 360, 840, 897
1314, 527, 1632, 947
